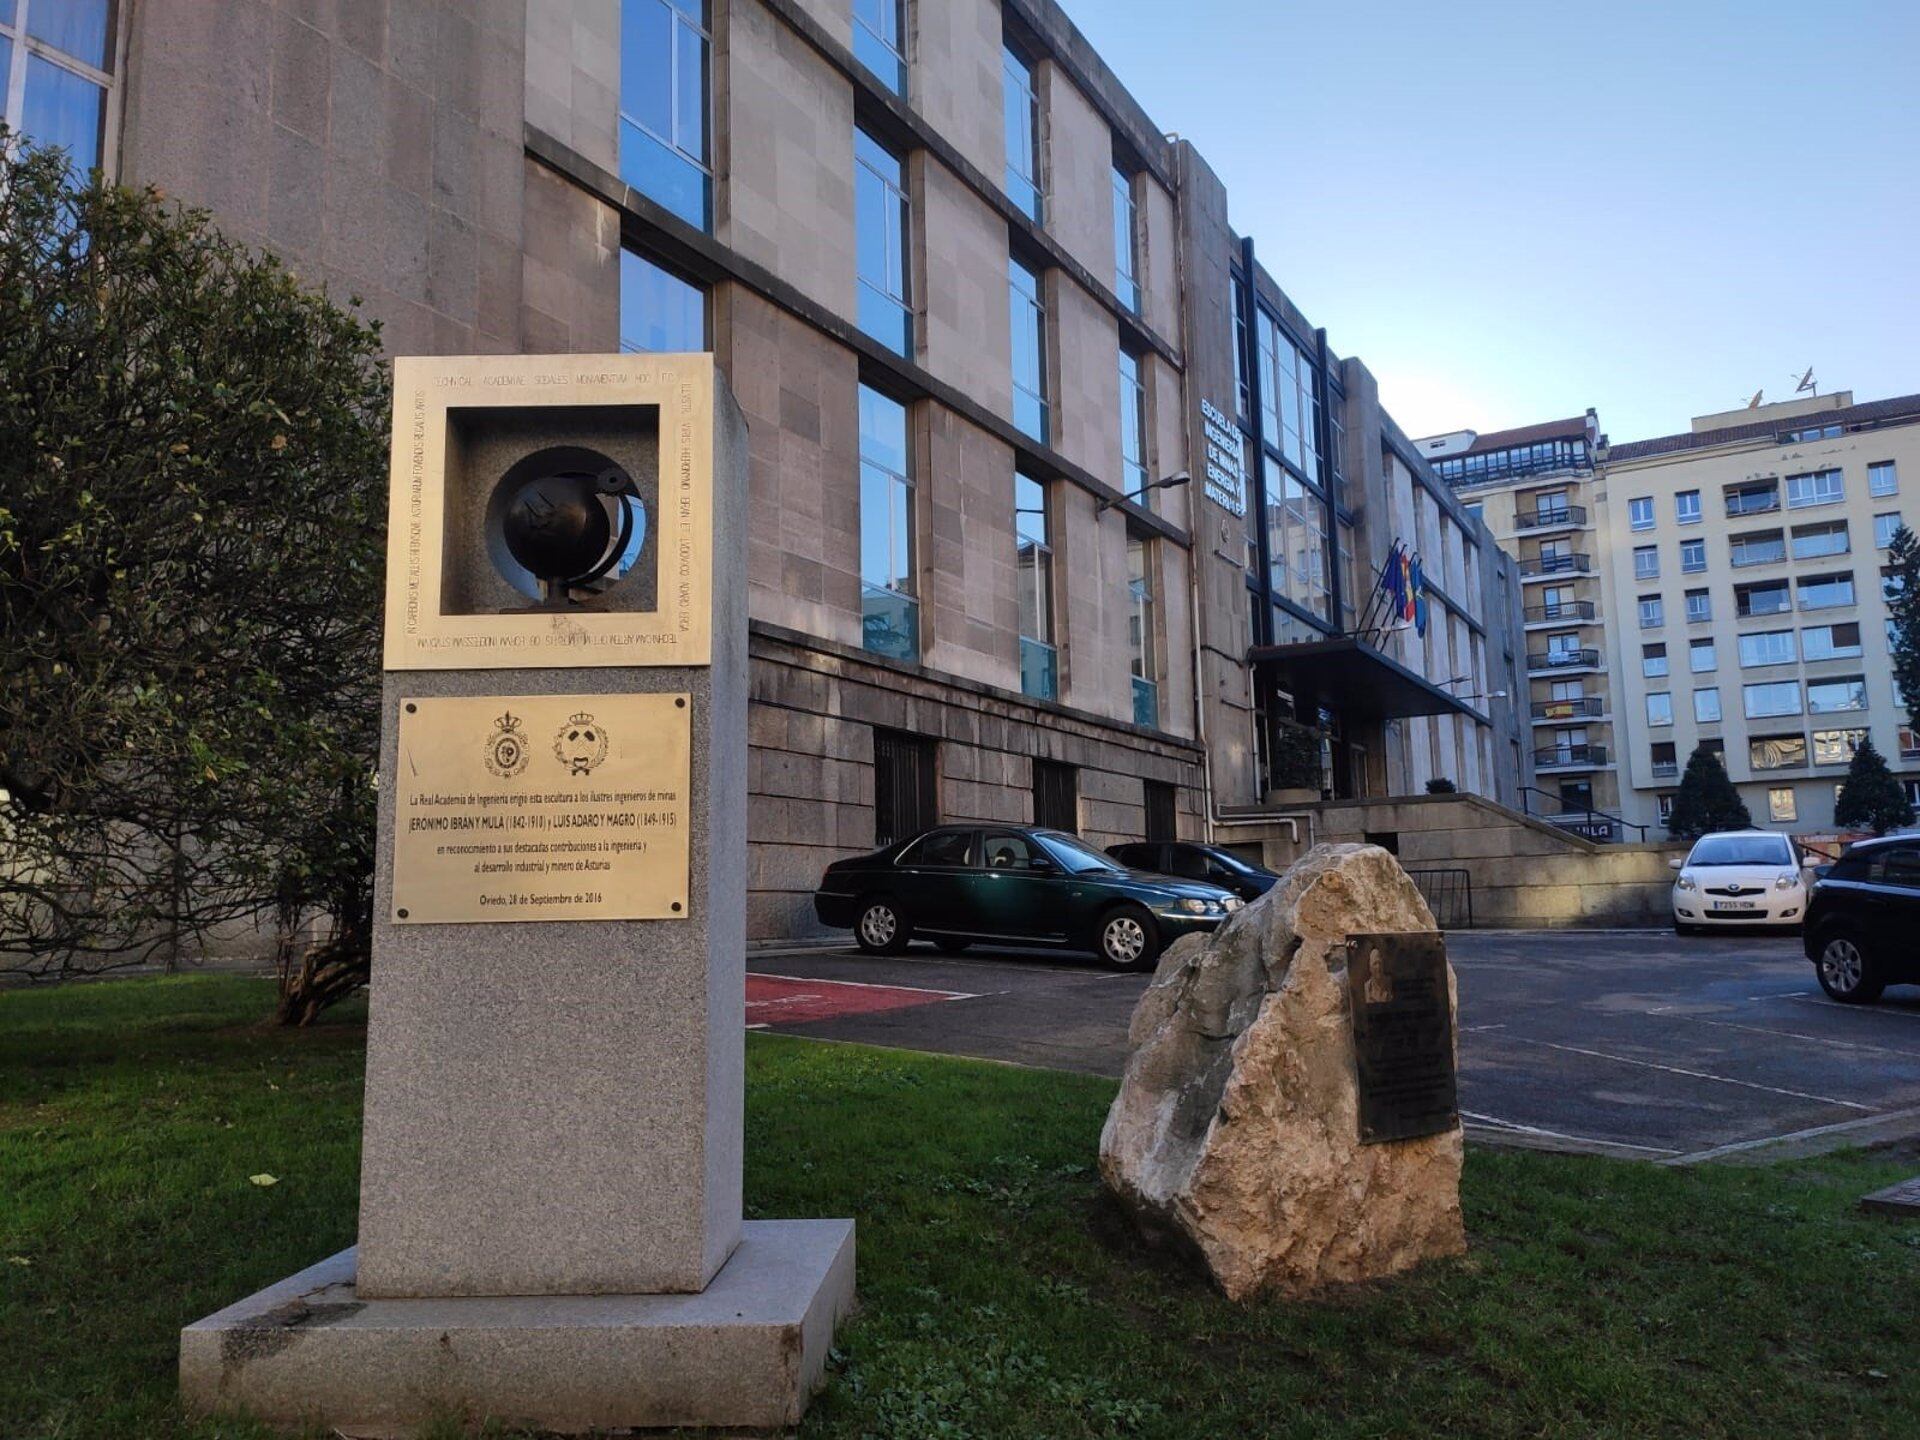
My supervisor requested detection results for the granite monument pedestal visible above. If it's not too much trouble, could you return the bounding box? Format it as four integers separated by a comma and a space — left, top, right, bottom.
180, 355, 852, 1431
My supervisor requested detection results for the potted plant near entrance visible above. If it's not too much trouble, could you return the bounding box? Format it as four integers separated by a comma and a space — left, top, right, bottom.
1266, 717, 1327, 805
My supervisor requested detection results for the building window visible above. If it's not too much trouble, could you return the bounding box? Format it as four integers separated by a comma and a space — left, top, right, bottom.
1679, 537, 1706, 573
1118, 347, 1149, 501
1813, 728, 1870, 766
1797, 572, 1855, 610
858, 385, 917, 663
1634, 544, 1659, 579
1694, 687, 1721, 723
1628, 496, 1654, 530
1738, 630, 1795, 668
1676, 490, 1702, 525
1806, 676, 1867, 714
873, 728, 938, 846
855, 126, 912, 356
1725, 480, 1780, 517
1658, 792, 1678, 824
1002, 41, 1042, 222
1685, 588, 1712, 623
1638, 593, 1664, 628
1, 0, 115, 174
1870, 460, 1899, 497
1751, 734, 1807, 771
1690, 637, 1717, 673
1646, 692, 1674, 727
1009, 257, 1049, 442
1786, 468, 1845, 508
1876, 512, 1904, 549
1112, 165, 1139, 312
852, 0, 907, 94
1735, 579, 1790, 618
1768, 787, 1797, 823
1231, 275, 1250, 421
1898, 726, 1920, 762
1743, 680, 1802, 719
1128, 535, 1158, 728
1790, 520, 1849, 562
1651, 741, 1678, 779
1642, 643, 1668, 679
1015, 471, 1056, 701
1730, 529, 1787, 567
1802, 621, 1862, 661
620, 0, 712, 230
618, 249, 706, 352
1256, 311, 1320, 478
1032, 759, 1078, 830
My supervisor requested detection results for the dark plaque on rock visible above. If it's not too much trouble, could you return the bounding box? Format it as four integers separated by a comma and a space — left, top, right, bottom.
1345, 932, 1458, 1144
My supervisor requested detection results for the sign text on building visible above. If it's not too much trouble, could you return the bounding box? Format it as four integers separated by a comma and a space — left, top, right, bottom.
1200, 399, 1247, 517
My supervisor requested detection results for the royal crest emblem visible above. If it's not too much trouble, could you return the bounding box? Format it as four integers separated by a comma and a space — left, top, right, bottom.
554, 711, 610, 776
483, 710, 531, 779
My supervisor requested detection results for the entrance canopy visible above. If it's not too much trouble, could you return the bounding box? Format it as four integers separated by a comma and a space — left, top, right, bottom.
1247, 636, 1487, 724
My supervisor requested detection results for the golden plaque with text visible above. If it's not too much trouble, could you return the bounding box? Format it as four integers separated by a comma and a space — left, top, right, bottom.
391, 693, 692, 924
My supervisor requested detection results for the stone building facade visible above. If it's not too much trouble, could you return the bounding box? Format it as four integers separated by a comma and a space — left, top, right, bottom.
57, 0, 1531, 939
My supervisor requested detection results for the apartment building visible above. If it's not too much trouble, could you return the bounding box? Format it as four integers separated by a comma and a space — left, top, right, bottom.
1418, 414, 1618, 835
49, 0, 1531, 938
1600, 390, 1919, 837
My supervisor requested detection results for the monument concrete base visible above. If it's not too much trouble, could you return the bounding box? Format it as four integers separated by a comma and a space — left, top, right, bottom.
180, 1219, 854, 1436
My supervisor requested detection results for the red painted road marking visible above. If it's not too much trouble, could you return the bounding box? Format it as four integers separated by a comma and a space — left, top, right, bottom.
746, 974, 975, 1027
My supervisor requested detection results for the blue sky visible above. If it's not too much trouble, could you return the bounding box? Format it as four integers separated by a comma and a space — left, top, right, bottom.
1066, 0, 1920, 444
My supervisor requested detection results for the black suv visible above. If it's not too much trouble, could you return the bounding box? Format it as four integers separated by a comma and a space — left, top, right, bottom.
1802, 833, 1920, 1003
1105, 841, 1280, 904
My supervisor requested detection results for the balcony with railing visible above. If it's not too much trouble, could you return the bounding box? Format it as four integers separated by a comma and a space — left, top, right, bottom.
1513, 503, 1588, 535
1524, 599, 1597, 626
1519, 552, 1592, 580
1527, 646, 1602, 674
1651, 758, 1679, 780
1534, 743, 1609, 771
1530, 696, 1606, 722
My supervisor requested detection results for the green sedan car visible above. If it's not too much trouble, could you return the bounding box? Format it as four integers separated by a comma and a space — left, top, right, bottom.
813, 825, 1244, 969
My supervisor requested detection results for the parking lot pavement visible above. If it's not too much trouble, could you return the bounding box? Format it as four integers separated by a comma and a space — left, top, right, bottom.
748, 930, 1920, 1162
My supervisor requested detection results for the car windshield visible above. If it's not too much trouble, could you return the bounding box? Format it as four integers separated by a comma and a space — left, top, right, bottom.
1688, 835, 1793, 867
1035, 831, 1124, 874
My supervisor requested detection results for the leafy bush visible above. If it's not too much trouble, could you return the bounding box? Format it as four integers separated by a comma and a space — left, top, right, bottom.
0, 132, 388, 1022
1269, 717, 1324, 792
1665, 747, 1752, 841
1426, 777, 1457, 794
1834, 736, 1914, 835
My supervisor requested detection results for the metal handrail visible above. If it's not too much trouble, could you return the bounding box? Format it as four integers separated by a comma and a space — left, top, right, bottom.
1518, 786, 1649, 842
1515, 505, 1588, 528
1520, 553, 1592, 576
1525, 600, 1596, 623
1534, 744, 1609, 767
1527, 647, 1600, 669
1531, 696, 1605, 720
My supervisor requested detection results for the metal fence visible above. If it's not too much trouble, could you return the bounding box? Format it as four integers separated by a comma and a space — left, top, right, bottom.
1406, 867, 1474, 930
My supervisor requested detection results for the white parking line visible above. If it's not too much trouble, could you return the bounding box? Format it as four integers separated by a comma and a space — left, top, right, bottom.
1646, 1008, 1920, 1060
1662, 1106, 1920, 1165
1746, 991, 1813, 1000
1507, 1036, 1872, 1111
1460, 1110, 1680, 1156
752, 973, 980, 999
1461, 1023, 1507, 1033
1784, 994, 1920, 1021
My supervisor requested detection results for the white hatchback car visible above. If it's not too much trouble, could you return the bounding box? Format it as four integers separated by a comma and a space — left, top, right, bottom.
1671, 830, 1808, 933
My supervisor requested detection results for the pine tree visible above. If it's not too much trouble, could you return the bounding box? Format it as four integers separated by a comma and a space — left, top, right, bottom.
1665, 746, 1752, 841
1834, 736, 1915, 835
1887, 524, 1920, 734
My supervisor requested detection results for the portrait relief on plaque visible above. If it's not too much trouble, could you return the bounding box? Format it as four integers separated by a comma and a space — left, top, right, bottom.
391, 693, 694, 925
1345, 932, 1459, 1144
382, 354, 718, 671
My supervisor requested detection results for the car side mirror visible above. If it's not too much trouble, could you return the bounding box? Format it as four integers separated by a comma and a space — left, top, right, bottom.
1812, 864, 1833, 881
1027, 857, 1057, 874
1668, 858, 1683, 871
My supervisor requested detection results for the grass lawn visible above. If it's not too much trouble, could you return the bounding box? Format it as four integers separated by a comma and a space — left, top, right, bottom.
3, 975, 1919, 1438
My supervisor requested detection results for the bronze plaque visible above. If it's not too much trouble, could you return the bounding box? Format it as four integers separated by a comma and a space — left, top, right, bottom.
391, 693, 691, 924
1346, 932, 1459, 1144
382, 353, 716, 671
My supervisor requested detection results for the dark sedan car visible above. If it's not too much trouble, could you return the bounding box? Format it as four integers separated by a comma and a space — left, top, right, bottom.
813, 825, 1243, 969
1106, 841, 1280, 904
1803, 833, 1920, 1003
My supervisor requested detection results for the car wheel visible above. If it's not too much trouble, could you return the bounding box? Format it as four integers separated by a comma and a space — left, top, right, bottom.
1097, 906, 1159, 972
1815, 931, 1884, 1004
934, 937, 972, 954
854, 897, 911, 955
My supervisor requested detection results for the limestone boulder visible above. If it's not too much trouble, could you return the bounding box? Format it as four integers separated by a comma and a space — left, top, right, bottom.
1098, 843, 1465, 1300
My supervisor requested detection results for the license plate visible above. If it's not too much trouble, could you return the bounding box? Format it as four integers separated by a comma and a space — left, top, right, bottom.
1711, 901, 1759, 912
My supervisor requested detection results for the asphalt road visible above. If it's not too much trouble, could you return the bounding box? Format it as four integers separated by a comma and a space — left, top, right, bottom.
747, 929, 1920, 1163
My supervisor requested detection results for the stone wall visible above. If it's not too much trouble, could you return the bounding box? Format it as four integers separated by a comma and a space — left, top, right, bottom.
1310, 794, 1685, 928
